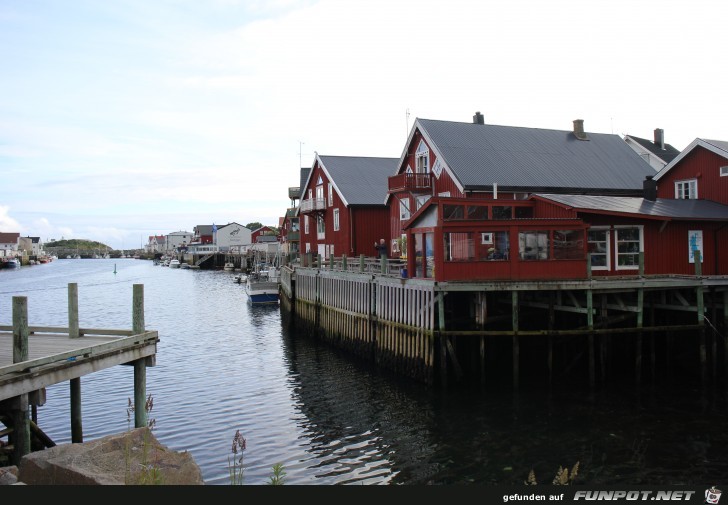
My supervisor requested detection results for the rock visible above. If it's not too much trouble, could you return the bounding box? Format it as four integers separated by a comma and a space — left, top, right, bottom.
17, 427, 204, 485
0, 466, 19, 485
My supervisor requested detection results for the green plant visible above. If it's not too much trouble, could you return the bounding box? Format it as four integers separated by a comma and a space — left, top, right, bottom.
268, 462, 286, 485
228, 430, 247, 485
525, 461, 579, 485
125, 395, 162, 485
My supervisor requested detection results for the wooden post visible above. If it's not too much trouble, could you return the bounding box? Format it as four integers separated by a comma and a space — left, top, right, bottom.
68, 282, 79, 338
636, 288, 644, 386
437, 292, 446, 387
132, 284, 147, 428
329, 253, 334, 270
342, 254, 347, 272
380, 255, 386, 275
359, 254, 365, 273
548, 291, 555, 387
586, 289, 594, 389
12, 296, 31, 464
317, 254, 322, 269
724, 290, 728, 389
639, 251, 644, 276
512, 290, 519, 391
70, 378, 83, 443
695, 251, 706, 387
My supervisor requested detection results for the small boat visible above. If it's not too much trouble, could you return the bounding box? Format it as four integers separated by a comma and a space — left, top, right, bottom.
234, 273, 247, 284
244, 265, 279, 304
223, 262, 235, 271
4, 257, 20, 268
168, 259, 181, 268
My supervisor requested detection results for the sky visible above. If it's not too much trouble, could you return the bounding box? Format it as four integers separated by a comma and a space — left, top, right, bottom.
1, 0, 726, 251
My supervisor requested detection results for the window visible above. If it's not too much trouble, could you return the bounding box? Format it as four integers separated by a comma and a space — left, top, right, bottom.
615, 226, 643, 269
467, 205, 489, 220
328, 184, 333, 206
478, 231, 509, 260
553, 230, 583, 260
316, 184, 324, 204
675, 179, 697, 199
415, 140, 429, 173
400, 199, 411, 220
514, 207, 534, 219
519, 231, 549, 260
415, 195, 430, 211
305, 242, 311, 253
444, 232, 474, 261
587, 228, 610, 270
304, 215, 309, 234
333, 209, 340, 231
721, 166, 728, 177
492, 206, 513, 220
317, 216, 325, 239
443, 204, 464, 220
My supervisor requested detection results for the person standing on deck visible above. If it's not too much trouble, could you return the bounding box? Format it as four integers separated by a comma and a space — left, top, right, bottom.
374, 238, 388, 259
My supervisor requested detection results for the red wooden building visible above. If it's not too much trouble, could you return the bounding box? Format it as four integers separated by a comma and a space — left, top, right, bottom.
299, 154, 398, 258
251, 225, 279, 243
394, 115, 728, 281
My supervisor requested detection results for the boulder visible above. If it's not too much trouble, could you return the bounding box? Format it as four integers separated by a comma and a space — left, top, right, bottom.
18, 427, 204, 485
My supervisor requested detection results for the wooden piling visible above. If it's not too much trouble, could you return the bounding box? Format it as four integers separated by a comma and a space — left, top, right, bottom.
68, 283, 79, 338
132, 284, 147, 428
11, 296, 30, 464
70, 378, 82, 443
512, 290, 519, 390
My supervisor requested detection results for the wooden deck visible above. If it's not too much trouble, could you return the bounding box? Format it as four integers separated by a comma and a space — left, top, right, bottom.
0, 326, 159, 401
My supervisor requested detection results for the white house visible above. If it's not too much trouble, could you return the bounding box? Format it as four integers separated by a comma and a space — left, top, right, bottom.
215, 222, 252, 253
18, 236, 43, 256
0, 232, 20, 258
166, 230, 193, 253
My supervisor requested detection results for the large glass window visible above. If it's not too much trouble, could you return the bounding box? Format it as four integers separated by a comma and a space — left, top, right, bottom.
616, 227, 642, 269
492, 206, 512, 220
444, 232, 474, 261
519, 231, 549, 260
443, 204, 464, 220
416, 141, 429, 173
515, 207, 534, 219
333, 209, 340, 231
587, 228, 609, 269
477, 231, 510, 261
553, 230, 583, 260
467, 205, 489, 220
317, 216, 325, 239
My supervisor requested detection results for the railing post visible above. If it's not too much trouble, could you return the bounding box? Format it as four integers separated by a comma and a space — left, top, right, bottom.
329, 254, 334, 270
11, 296, 31, 464
68, 283, 79, 338
359, 254, 365, 273
342, 254, 348, 272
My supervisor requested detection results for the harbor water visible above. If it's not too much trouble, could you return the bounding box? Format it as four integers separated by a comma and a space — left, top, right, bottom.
1, 259, 727, 485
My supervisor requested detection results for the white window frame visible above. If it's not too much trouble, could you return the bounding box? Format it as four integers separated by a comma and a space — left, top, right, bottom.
316, 215, 325, 240
614, 225, 643, 271
305, 242, 310, 253
720, 166, 728, 177
333, 208, 340, 231
328, 184, 333, 206
304, 215, 309, 234
399, 199, 411, 220
587, 226, 610, 271
674, 179, 698, 199
415, 140, 429, 173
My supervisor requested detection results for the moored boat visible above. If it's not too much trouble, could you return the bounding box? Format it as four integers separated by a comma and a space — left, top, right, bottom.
244, 265, 280, 304
168, 259, 181, 268
3, 257, 20, 268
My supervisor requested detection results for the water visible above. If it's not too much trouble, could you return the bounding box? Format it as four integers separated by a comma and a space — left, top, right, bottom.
1, 259, 727, 485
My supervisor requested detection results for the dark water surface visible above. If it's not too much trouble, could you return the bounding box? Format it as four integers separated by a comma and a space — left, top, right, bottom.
1, 259, 726, 485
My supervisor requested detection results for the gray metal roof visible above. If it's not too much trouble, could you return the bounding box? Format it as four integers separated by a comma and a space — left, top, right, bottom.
535, 193, 728, 220
417, 119, 656, 193
318, 155, 399, 206
623, 134, 681, 164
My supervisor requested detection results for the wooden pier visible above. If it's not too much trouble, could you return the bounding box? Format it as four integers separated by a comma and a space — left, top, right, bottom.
280, 253, 728, 389
0, 283, 159, 465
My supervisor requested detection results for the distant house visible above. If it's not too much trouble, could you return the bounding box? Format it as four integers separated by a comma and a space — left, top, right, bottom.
299, 154, 398, 258
0, 232, 20, 257
623, 128, 681, 171
146, 235, 166, 254
251, 226, 279, 244
18, 236, 42, 256
216, 222, 252, 252
191, 225, 215, 246
280, 167, 310, 257
166, 230, 193, 253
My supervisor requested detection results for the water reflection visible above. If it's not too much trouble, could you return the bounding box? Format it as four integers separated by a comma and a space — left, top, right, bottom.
1, 260, 727, 485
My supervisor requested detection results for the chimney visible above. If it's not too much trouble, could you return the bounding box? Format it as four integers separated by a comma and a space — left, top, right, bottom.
643, 175, 657, 201
473, 111, 484, 125
654, 128, 665, 150
573, 119, 588, 140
